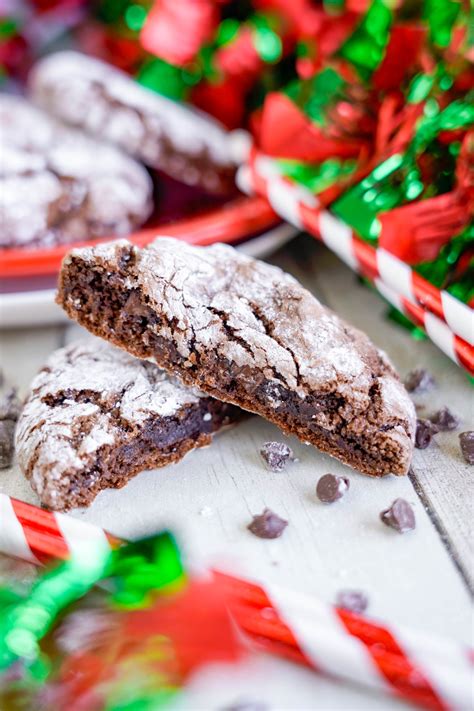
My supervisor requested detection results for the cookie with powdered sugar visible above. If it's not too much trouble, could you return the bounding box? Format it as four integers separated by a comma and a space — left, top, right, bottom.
0, 95, 153, 249
29, 51, 237, 195
57, 237, 416, 477
16, 340, 241, 510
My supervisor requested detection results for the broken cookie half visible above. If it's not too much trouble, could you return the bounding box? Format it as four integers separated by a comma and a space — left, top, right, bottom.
57, 237, 416, 477
16, 340, 241, 510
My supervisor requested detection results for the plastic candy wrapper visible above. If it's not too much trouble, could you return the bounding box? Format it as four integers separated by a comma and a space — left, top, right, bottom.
0, 533, 241, 711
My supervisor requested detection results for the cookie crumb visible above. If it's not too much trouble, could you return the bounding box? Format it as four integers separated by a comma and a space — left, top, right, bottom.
336, 589, 369, 614
316, 473, 350, 503
429, 407, 460, 431
248, 508, 288, 539
380, 498, 416, 533
260, 441, 293, 472
404, 368, 435, 394
415, 419, 439, 449
459, 432, 474, 464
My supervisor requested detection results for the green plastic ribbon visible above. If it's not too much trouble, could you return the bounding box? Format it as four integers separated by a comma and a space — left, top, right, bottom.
423, 0, 463, 48
339, 0, 394, 80
332, 96, 474, 241
277, 157, 358, 193
285, 67, 347, 126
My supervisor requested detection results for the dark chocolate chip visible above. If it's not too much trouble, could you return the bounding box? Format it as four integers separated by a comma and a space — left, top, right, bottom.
429, 407, 460, 431
336, 590, 369, 614
380, 498, 416, 533
459, 432, 474, 464
0, 420, 15, 469
316, 473, 350, 503
260, 441, 293, 472
0, 388, 22, 421
415, 419, 439, 449
404, 369, 436, 394
248, 508, 288, 539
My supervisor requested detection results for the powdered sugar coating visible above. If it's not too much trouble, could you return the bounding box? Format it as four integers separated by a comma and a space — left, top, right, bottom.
0, 95, 153, 248
29, 51, 236, 193
15, 340, 211, 507
62, 237, 416, 475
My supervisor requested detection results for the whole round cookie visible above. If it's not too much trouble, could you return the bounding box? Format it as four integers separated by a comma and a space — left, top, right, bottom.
0, 95, 153, 250
29, 51, 238, 195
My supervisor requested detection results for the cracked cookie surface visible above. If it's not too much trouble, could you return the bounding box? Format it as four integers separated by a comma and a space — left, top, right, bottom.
0, 95, 153, 249
16, 340, 241, 510
30, 51, 237, 195
57, 237, 416, 477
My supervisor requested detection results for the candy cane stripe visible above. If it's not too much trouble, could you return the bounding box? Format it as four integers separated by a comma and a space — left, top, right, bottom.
55, 511, 112, 559
395, 630, 473, 711
319, 211, 359, 271
441, 291, 474, 347
377, 249, 414, 300
0, 495, 41, 565
247, 152, 473, 343
240, 153, 474, 375
267, 584, 391, 693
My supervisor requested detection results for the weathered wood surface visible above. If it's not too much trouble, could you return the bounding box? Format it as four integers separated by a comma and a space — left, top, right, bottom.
1, 235, 472, 710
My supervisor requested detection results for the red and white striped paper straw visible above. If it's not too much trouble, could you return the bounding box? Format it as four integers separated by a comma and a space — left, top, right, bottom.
237, 153, 474, 357
371, 279, 474, 374
0, 494, 472, 710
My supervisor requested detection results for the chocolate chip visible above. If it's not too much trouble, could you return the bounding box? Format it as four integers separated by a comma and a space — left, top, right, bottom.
429, 407, 460, 431
415, 419, 439, 449
404, 368, 435, 393
380, 498, 416, 533
336, 590, 369, 614
260, 441, 293, 472
0, 420, 15, 469
248, 508, 288, 539
0, 388, 22, 421
459, 432, 474, 464
316, 473, 350, 503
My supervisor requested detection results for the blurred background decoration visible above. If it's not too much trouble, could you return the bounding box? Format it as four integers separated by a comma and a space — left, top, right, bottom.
0, 0, 472, 372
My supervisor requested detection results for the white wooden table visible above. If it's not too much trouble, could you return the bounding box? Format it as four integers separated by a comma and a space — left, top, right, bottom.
1, 235, 472, 710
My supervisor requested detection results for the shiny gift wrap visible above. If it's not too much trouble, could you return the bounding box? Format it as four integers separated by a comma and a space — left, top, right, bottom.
0, 534, 240, 711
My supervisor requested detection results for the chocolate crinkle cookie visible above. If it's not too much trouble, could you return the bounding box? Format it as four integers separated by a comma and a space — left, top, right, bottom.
29, 51, 237, 195
15, 341, 241, 510
0, 95, 153, 249
57, 237, 416, 478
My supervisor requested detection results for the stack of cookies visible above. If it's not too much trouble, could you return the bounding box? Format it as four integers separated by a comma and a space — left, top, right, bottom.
16, 237, 416, 510
1, 51, 238, 251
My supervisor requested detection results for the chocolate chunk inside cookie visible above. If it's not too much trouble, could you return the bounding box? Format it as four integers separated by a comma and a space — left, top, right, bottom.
16, 341, 241, 510
57, 237, 416, 477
